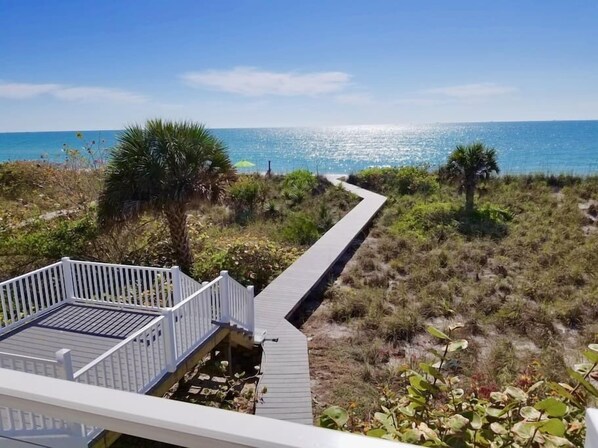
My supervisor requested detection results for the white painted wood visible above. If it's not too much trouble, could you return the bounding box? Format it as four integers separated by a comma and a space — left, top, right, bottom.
0, 368, 416, 448
219, 270, 230, 324
171, 266, 182, 305
247, 285, 255, 334
61, 257, 76, 301
587, 409, 598, 448
0, 262, 66, 335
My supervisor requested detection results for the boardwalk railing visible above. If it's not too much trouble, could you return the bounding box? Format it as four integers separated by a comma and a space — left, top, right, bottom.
0, 349, 75, 437
0, 262, 255, 446
67, 259, 176, 309
74, 316, 169, 394
0, 262, 66, 335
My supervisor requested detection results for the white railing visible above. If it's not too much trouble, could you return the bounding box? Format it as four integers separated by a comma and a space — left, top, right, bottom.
0, 349, 74, 437
68, 259, 176, 309
179, 270, 203, 301
0, 262, 66, 335
227, 275, 255, 333
172, 278, 221, 361
0, 368, 415, 448
74, 316, 169, 394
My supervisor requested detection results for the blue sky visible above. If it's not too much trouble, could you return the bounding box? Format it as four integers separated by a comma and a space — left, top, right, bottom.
0, 0, 597, 131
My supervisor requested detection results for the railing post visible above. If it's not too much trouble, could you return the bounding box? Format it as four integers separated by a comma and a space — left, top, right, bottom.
246, 285, 255, 334
162, 310, 177, 372
219, 270, 230, 324
171, 266, 182, 306
55, 348, 74, 380
61, 257, 75, 302
56, 348, 86, 440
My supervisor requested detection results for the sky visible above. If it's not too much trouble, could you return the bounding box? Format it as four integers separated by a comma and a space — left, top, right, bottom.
0, 0, 597, 131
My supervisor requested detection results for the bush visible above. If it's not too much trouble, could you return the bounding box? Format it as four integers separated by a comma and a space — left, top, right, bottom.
348, 166, 439, 196
280, 212, 320, 245
1, 215, 98, 259
281, 169, 318, 204
393, 201, 458, 238
228, 176, 267, 222
193, 237, 300, 291
320, 325, 594, 447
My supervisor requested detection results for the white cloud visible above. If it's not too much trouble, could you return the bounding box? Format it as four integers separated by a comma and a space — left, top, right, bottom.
0, 82, 61, 99
0, 81, 147, 103
422, 82, 517, 98
335, 93, 374, 105
181, 66, 351, 96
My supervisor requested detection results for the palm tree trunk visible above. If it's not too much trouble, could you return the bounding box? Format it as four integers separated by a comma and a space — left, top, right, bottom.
465, 183, 475, 214
164, 203, 193, 273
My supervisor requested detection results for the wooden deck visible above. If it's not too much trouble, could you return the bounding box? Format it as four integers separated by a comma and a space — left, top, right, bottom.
254, 177, 386, 424
0, 304, 159, 371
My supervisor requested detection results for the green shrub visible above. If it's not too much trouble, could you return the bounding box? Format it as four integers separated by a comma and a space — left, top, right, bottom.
193, 237, 300, 291
280, 212, 320, 245
1, 215, 98, 259
320, 325, 594, 447
348, 166, 439, 196
228, 176, 267, 221
393, 201, 458, 238
281, 169, 318, 204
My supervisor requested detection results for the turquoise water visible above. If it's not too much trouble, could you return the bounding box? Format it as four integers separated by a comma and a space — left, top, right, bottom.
1, 121, 597, 174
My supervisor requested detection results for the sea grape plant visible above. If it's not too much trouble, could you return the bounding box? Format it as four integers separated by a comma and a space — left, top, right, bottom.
320, 325, 598, 447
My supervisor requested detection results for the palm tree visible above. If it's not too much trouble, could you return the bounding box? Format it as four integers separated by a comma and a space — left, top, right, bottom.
442, 142, 499, 213
98, 119, 235, 272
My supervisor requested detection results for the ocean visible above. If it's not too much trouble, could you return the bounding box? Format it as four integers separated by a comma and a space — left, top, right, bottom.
1, 121, 597, 174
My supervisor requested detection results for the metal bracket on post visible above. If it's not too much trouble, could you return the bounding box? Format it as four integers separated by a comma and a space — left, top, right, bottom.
246, 285, 255, 335
162, 310, 177, 372
61, 257, 75, 302
171, 266, 182, 306
219, 270, 230, 324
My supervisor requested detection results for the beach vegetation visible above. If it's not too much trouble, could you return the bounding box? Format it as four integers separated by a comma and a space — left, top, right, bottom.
305, 165, 598, 438
97, 120, 235, 273
440, 142, 500, 213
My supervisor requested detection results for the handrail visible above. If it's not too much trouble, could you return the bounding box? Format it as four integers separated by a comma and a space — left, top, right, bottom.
74, 315, 165, 380
0, 261, 62, 287
69, 259, 171, 272
0, 368, 415, 448
0, 261, 66, 334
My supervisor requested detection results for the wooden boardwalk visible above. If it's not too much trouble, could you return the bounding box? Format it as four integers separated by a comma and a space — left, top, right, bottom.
254, 177, 386, 424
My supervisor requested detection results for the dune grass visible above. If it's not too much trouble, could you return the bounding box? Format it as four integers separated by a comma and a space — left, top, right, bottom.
304, 167, 598, 422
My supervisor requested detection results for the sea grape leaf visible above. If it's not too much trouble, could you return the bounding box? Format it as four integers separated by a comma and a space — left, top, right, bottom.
535, 397, 568, 417
426, 326, 450, 340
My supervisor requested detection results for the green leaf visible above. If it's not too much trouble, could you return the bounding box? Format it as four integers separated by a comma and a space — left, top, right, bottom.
490, 422, 508, 435
535, 397, 568, 417
573, 362, 594, 375
320, 406, 348, 429
568, 368, 598, 397
583, 349, 598, 363
448, 414, 470, 431
520, 406, 541, 420
447, 339, 469, 352
539, 418, 566, 437
462, 411, 482, 429
512, 421, 536, 439
426, 326, 450, 340
367, 428, 387, 438
448, 323, 464, 332
505, 386, 528, 402
588, 343, 598, 352
409, 374, 431, 391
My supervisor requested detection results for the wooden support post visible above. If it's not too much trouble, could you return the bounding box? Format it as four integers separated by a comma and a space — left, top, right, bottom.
55, 348, 74, 380
226, 334, 233, 376
61, 257, 75, 302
